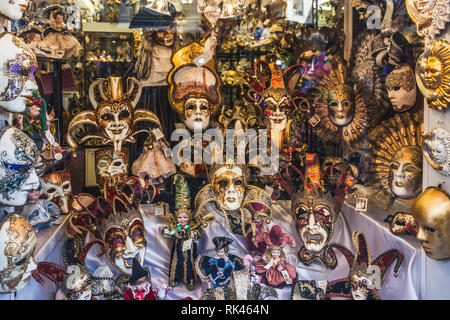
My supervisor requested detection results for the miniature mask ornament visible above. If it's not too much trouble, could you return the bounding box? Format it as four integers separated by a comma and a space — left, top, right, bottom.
422, 127, 450, 176
412, 187, 450, 260
390, 212, 418, 236
0, 0, 28, 20
42, 171, 72, 214
405, 0, 450, 39
327, 232, 403, 300
67, 76, 162, 154
386, 64, 417, 112
0, 213, 37, 293
0, 33, 39, 113
0, 126, 40, 206
95, 148, 129, 188
415, 39, 450, 111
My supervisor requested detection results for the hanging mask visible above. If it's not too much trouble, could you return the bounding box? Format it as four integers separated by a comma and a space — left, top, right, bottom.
406, 0, 450, 39
0, 126, 40, 206
95, 148, 129, 188
0, 33, 38, 113
389, 146, 423, 199
327, 84, 355, 127
212, 165, 246, 211
413, 187, 450, 260
42, 171, 72, 214
0, 213, 37, 293
422, 127, 450, 176
386, 65, 417, 112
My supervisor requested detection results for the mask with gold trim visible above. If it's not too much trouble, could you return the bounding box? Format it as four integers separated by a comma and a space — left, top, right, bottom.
415, 39, 450, 111
42, 170, 72, 214
422, 127, 450, 176
0, 213, 37, 293
405, 0, 450, 39
67, 76, 162, 153
386, 64, 417, 112
413, 187, 450, 260
390, 212, 418, 236
95, 148, 129, 188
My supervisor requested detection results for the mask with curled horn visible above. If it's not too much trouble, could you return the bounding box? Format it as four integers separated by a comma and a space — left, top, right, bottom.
66, 76, 162, 153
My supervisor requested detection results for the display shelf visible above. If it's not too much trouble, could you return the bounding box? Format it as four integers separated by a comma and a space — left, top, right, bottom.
34, 214, 70, 261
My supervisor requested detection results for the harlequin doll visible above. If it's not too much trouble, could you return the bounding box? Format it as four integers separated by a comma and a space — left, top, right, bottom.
124, 258, 157, 300
254, 225, 297, 288
162, 174, 202, 290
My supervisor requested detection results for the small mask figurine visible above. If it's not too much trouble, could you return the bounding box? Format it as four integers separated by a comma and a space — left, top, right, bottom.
95, 148, 129, 188
124, 258, 157, 300
254, 225, 297, 288
363, 111, 423, 208
67, 76, 162, 153
162, 174, 202, 290
0, 0, 28, 21
292, 154, 357, 269
386, 64, 417, 112
412, 187, 450, 260
390, 212, 418, 236
0, 126, 40, 206
0, 213, 37, 293
406, 0, 450, 39
415, 39, 450, 111
42, 171, 72, 214
195, 160, 272, 237
168, 41, 222, 132
327, 232, 403, 300
0, 33, 38, 113
422, 127, 450, 176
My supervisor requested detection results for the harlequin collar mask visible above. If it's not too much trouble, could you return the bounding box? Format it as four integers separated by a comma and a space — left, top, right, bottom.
67, 76, 162, 153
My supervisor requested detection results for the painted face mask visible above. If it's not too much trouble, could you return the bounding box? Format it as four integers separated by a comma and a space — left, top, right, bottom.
0, 126, 40, 206
0, 33, 38, 113
95, 148, 128, 188
390, 212, 418, 236
0, 213, 37, 293
212, 166, 246, 211
389, 146, 422, 200
261, 87, 291, 131
155, 30, 174, 47
65, 264, 93, 300
182, 96, 211, 131
422, 127, 450, 176
386, 65, 417, 112
327, 84, 355, 127
413, 187, 450, 260
42, 171, 72, 214
0, 0, 28, 20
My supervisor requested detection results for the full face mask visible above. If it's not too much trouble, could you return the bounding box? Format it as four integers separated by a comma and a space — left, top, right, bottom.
154, 30, 174, 47
212, 165, 246, 211
65, 264, 93, 300
413, 187, 450, 260
261, 87, 291, 131
327, 84, 355, 127
406, 0, 449, 39
182, 95, 211, 131
389, 146, 422, 199
0, 0, 28, 20
0, 213, 37, 293
0, 33, 38, 113
42, 171, 72, 214
95, 148, 128, 188
386, 65, 417, 112
422, 127, 450, 176
0, 126, 40, 206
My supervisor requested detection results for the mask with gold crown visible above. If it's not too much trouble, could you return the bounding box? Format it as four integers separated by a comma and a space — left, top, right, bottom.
67, 76, 162, 154
291, 154, 358, 269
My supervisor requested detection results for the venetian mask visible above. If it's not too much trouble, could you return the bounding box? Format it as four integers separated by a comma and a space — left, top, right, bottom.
42, 171, 72, 214
413, 187, 450, 260
155, 30, 174, 47
0, 126, 40, 206
95, 148, 128, 187
386, 65, 417, 112
65, 264, 93, 300
0, 213, 37, 293
0, 33, 38, 113
327, 84, 355, 127
422, 128, 450, 176
391, 212, 418, 236
212, 165, 246, 211
389, 146, 422, 199
182, 95, 211, 131
0, 0, 28, 20
406, 0, 449, 39
350, 273, 375, 300
261, 88, 291, 131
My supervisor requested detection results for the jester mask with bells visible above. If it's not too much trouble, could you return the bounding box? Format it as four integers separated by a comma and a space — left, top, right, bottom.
69, 178, 149, 276
95, 148, 129, 188
363, 111, 423, 208
327, 232, 403, 300
412, 187, 450, 260
168, 41, 222, 132
415, 39, 450, 111
0, 126, 40, 207
67, 76, 162, 153
291, 154, 358, 269
0, 213, 37, 293
405, 0, 450, 39
0, 32, 38, 113
42, 171, 72, 214
422, 127, 450, 177
195, 160, 272, 237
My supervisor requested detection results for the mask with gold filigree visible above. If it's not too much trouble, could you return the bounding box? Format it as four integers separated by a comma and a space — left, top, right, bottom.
168, 41, 222, 132
0, 213, 37, 293
386, 64, 417, 112
422, 127, 450, 176
95, 148, 129, 189
67, 76, 162, 153
415, 39, 450, 111
42, 170, 72, 214
406, 0, 450, 39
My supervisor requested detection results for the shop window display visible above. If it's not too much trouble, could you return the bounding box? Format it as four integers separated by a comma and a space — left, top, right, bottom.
0, 0, 448, 303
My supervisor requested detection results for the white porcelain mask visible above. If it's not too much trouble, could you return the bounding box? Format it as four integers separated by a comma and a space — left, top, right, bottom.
183, 97, 211, 131
0, 0, 28, 20
0, 213, 37, 293
0, 127, 39, 206
422, 128, 450, 176
212, 166, 245, 211
0, 33, 38, 113
42, 171, 72, 214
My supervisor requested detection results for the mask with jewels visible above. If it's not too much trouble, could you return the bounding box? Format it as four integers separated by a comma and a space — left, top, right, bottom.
42, 171, 72, 214
422, 127, 450, 176
0, 0, 28, 20
386, 65, 417, 112
0, 213, 37, 293
413, 187, 450, 260
0, 126, 40, 206
0, 33, 38, 113
95, 148, 129, 188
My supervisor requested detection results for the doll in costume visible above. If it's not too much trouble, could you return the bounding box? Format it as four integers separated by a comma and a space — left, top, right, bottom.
162, 174, 202, 290
254, 225, 297, 288
124, 258, 157, 300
